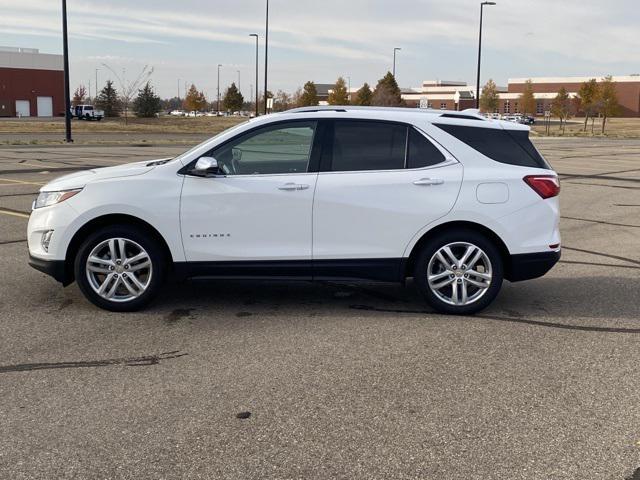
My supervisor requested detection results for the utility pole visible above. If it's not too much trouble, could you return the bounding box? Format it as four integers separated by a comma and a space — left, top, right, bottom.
476, 2, 496, 108
249, 33, 259, 117
217, 64, 222, 114
61, 0, 72, 142
95, 68, 99, 98
237, 70, 241, 92
393, 47, 401, 78
264, 0, 269, 115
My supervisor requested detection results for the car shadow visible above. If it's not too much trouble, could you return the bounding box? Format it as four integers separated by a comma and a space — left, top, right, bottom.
147, 274, 640, 326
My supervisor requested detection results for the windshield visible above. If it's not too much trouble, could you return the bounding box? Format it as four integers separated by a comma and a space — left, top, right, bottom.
174, 121, 250, 163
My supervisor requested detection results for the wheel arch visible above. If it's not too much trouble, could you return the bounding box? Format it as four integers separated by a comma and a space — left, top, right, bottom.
403, 220, 512, 280
62, 213, 174, 285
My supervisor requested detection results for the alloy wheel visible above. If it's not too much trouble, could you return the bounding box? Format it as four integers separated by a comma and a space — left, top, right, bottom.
85, 237, 153, 303
427, 241, 493, 306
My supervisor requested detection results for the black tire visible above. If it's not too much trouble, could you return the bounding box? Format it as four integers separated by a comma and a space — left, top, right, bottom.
413, 228, 503, 315
74, 225, 166, 311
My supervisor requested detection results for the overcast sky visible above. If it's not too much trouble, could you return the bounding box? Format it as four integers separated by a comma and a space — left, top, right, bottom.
1, 0, 639, 99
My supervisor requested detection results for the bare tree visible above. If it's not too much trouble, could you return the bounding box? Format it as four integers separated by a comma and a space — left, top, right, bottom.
101, 64, 154, 124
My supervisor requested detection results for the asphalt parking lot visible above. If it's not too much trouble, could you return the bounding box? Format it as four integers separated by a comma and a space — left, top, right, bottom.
1, 138, 639, 479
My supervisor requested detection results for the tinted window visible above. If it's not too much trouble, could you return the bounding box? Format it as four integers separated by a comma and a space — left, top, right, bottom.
407, 128, 446, 168
331, 121, 406, 172
433, 124, 550, 169
213, 121, 316, 175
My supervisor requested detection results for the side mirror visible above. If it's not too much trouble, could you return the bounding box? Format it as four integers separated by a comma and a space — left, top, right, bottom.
191, 156, 220, 177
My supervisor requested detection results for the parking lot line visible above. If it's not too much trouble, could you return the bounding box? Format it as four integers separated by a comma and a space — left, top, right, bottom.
0, 208, 30, 219
0, 178, 45, 186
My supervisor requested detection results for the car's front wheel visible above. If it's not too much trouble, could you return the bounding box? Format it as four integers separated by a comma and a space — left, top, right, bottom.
74, 225, 165, 311
413, 229, 503, 315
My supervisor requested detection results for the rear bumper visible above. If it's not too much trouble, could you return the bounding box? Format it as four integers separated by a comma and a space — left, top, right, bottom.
29, 255, 70, 285
506, 250, 561, 282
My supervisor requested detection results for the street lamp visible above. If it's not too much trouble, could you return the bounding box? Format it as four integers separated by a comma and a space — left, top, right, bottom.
249, 33, 259, 117
264, 0, 269, 115
95, 68, 99, 97
61, 0, 72, 142
347, 76, 351, 103
476, 1, 496, 108
217, 64, 222, 114
237, 70, 241, 92
393, 47, 401, 78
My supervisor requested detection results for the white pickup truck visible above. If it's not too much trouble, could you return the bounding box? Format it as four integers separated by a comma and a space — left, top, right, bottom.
72, 105, 104, 121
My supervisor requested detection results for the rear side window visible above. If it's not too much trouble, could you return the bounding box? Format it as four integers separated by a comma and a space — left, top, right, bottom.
330, 121, 406, 171
407, 128, 446, 168
433, 124, 550, 169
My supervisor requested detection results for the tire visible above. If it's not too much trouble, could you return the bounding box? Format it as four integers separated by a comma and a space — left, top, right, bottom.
85, 114, 91, 121
74, 225, 166, 311
413, 228, 503, 315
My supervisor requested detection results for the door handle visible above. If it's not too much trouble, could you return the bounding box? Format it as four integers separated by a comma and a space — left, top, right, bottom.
413, 178, 444, 186
278, 183, 309, 191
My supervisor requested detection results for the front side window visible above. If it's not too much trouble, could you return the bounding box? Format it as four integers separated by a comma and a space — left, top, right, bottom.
330, 121, 406, 172
212, 121, 316, 175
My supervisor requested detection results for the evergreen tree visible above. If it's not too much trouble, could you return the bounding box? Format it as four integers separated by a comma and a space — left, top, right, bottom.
353, 83, 373, 106
479, 79, 499, 113
519, 79, 536, 115
95, 80, 121, 117
184, 84, 207, 111
299, 81, 319, 106
133, 81, 162, 118
328, 77, 349, 105
222, 82, 244, 112
372, 72, 403, 106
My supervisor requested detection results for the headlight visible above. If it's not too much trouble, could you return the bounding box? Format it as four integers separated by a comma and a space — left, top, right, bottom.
33, 189, 82, 210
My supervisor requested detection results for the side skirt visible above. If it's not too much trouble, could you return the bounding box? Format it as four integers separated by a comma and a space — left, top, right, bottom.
174, 258, 405, 283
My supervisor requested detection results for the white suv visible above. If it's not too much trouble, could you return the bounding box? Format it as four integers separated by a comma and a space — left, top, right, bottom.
28, 107, 560, 314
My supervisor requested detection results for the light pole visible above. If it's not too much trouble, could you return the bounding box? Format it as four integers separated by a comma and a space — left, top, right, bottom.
61, 0, 72, 142
217, 64, 222, 114
95, 68, 99, 97
237, 70, 241, 92
347, 76, 351, 103
264, 0, 269, 115
393, 47, 401, 78
249, 33, 259, 117
476, 1, 496, 108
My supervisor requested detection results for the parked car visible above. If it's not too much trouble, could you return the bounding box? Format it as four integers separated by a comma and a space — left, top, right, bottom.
520, 115, 535, 125
28, 106, 560, 314
170, 110, 185, 116
73, 105, 104, 121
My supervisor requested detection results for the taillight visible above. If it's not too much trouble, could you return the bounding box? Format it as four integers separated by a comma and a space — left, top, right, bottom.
523, 175, 560, 199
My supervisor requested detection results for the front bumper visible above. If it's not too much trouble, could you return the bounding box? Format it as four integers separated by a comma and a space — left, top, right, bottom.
29, 254, 71, 285
506, 250, 561, 282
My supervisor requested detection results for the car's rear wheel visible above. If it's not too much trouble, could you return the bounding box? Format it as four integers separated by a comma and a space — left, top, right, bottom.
413, 229, 503, 315
74, 225, 165, 311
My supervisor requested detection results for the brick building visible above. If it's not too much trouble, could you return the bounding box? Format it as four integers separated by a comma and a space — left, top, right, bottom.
0, 47, 64, 117
506, 76, 640, 117
401, 75, 640, 117
401, 80, 489, 111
